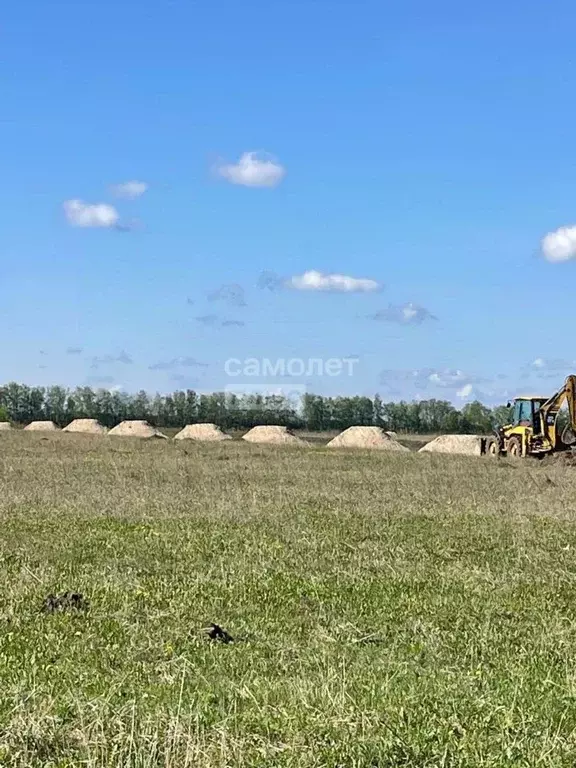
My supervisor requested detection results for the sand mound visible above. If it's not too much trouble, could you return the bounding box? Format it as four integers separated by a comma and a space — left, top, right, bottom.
0, 422, 12, 432
63, 419, 109, 435
24, 421, 61, 432
174, 423, 232, 442
108, 420, 168, 439
419, 434, 482, 456
242, 425, 309, 446
327, 426, 409, 451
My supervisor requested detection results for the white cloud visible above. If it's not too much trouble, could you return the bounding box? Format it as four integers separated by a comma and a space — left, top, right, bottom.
531, 357, 545, 369
456, 383, 474, 399
111, 180, 148, 199
217, 151, 286, 188
288, 270, 380, 293
370, 302, 436, 324
63, 199, 119, 228
541, 225, 576, 262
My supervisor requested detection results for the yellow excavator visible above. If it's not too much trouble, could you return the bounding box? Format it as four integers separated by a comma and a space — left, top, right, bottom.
486, 375, 576, 458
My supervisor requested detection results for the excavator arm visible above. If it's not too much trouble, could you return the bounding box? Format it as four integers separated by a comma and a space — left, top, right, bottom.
540, 375, 576, 446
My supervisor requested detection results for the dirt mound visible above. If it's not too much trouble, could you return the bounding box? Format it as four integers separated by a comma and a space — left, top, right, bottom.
108, 420, 168, 439
327, 426, 409, 451
419, 434, 482, 456
63, 419, 108, 435
174, 423, 232, 441
0, 422, 12, 432
242, 425, 309, 446
24, 421, 61, 432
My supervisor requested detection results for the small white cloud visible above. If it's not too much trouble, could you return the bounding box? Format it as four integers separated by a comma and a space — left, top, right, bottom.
370, 302, 435, 324
111, 181, 148, 199
217, 151, 286, 188
541, 225, 576, 262
532, 357, 545, 368
63, 199, 119, 228
456, 383, 474, 399
288, 270, 380, 293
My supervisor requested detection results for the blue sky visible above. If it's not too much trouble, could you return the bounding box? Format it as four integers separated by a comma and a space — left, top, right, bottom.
3, 0, 576, 405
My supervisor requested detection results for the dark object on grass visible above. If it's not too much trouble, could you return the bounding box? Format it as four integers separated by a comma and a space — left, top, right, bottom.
206, 623, 234, 643
41, 591, 89, 614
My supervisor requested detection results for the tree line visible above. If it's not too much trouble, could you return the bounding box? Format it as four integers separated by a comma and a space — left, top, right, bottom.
0, 382, 511, 434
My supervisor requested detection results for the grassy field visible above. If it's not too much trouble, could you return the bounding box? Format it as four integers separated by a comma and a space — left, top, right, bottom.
1, 433, 576, 766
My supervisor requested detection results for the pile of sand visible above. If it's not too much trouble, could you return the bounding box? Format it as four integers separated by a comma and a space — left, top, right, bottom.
63, 419, 109, 435
174, 423, 232, 442
24, 421, 61, 432
108, 420, 168, 439
0, 422, 12, 432
418, 434, 483, 456
327, 426, 409, 451
242, 425, 309, 446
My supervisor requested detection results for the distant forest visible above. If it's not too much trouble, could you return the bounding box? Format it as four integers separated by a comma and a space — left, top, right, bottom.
0, 382, 511, 434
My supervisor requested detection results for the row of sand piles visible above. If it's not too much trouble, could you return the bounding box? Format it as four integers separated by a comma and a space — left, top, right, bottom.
2, 421, 484, 454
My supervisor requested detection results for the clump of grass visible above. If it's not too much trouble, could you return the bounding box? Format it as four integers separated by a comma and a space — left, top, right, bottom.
0, 433, 575, 765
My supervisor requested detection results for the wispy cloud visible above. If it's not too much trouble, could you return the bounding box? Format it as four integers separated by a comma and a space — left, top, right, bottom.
110, 180, 148, 199
377, 366, 509, 404
370, 302, 436, 324
195, 314, 220, 327
541, 225, 576, 262
66, 346, 83, 355
288, 270, 381, 293
149, 356, 209, 371
530, 357, 574, 371
221, 319, 245, 327
63, 199, 120, 228
208, 283, 246, 307
525, 357, 576, 379
217, 151, 286, 188
257, 271, 284, 291
379, 367, 484, 391
427, 369, 468, 388
91, 350, 133, 368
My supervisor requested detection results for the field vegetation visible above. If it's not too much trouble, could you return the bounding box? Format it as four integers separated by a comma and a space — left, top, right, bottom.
0, 432, 575, 765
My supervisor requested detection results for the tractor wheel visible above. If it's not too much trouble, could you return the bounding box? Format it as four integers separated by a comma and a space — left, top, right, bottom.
506, 436, 522, 458
485, 438, 500, 457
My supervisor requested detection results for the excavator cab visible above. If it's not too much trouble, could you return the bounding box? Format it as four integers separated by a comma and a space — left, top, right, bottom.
509, 397, 546, 431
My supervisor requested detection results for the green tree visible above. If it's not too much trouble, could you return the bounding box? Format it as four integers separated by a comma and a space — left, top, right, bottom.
461, 401, 494, 434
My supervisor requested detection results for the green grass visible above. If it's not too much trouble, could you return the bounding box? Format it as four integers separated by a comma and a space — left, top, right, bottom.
1, 432, 576, 766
